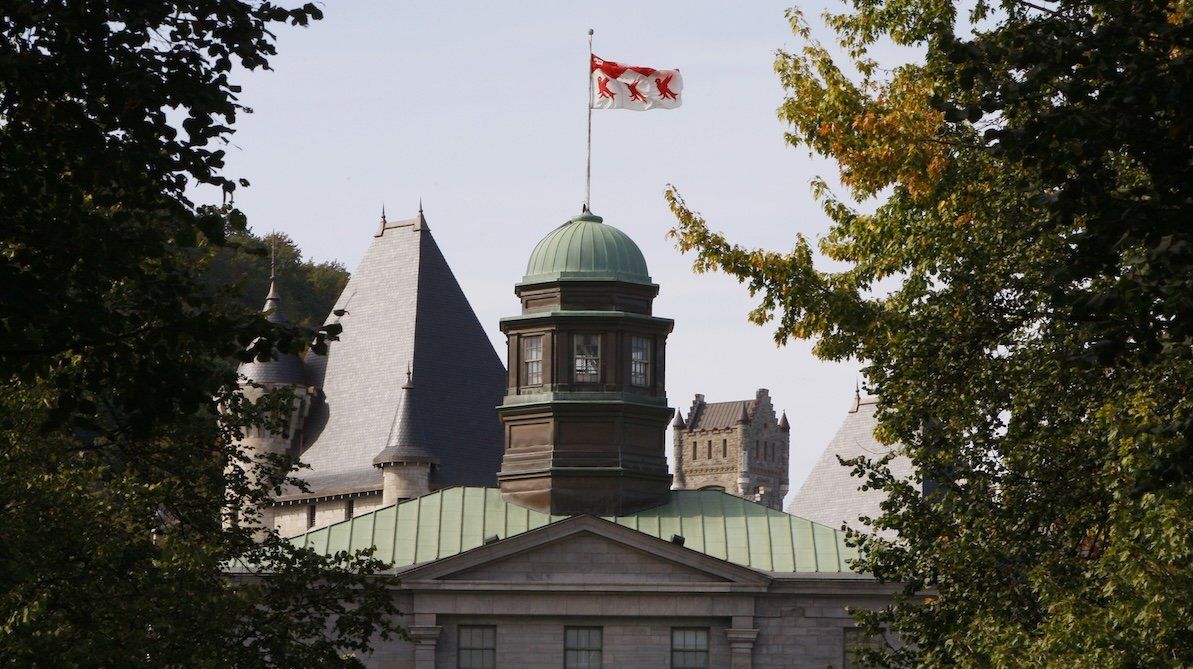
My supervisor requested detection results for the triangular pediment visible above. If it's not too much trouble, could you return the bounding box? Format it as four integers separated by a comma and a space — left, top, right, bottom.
400, 515, 771, 589
444, 531, 725, 583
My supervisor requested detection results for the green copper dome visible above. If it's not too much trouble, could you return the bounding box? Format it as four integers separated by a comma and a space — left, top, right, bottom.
522, 213, 652, 285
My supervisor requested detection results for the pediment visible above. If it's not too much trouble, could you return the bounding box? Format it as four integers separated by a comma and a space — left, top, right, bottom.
400, 515, 770, 589
443, 531, 726, 584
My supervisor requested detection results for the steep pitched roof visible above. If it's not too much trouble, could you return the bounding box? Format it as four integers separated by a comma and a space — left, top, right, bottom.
372, 371, 437, 466
785, 396, 914, 534
297, 214, 506, 495
688, 400, 754, 430
238, 280, 307, 386
291, 487, 861, 575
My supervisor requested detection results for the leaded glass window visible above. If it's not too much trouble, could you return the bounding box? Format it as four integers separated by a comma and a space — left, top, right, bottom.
671, 628, 709, 668
458, 625, 496, 669
631, 336, 651, 386
522, 335, 543, 386
564, 627, 602, 669
574, 334, 600, 383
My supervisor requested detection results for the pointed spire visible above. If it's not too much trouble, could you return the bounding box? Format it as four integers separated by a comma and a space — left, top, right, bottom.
850, 379, 862, 413
737, 403, 750, 424
779, 412, 790, 431
373, 368, 438, 467
375, 204, 389, 237
414, 199, 428, 231
672, 409, 686, 430
240, 264, 306, 386
262, 243, 286, 325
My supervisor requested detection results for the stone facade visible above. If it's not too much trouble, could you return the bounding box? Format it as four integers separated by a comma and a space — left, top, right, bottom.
673, 389, 790, 510
327, 515, 897, 669
267, 491, 385, 538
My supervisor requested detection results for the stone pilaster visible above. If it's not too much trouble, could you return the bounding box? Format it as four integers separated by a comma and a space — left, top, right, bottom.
725, 627, 759, 669
407, 624, 442, 669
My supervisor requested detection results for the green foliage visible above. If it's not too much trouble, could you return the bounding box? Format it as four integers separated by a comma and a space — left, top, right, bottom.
204, 229, 350, 330
0, 1, 397, 667
668, 1, 1193, 666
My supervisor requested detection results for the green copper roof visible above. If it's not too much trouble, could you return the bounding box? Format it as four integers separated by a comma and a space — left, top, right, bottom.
522, 213, 652, 285
292, 487, 859, 574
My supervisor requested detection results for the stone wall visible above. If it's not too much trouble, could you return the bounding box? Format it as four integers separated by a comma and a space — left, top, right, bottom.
266, 491, 384, 538
673, 389, 790, 510
359, 588, 894, 669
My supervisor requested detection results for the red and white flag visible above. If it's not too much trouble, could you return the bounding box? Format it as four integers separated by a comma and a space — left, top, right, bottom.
590, 55, 683, 111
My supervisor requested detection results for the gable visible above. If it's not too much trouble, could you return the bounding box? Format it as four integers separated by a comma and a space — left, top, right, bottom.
443, 531, 729, 584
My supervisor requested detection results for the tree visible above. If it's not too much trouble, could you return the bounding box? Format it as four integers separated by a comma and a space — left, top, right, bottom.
0, 2, 398, 666
204, 229, 350, 330
667, 1, 1193, 666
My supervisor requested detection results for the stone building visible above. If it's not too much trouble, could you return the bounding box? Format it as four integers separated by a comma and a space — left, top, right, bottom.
672, 390, 790, 510
235, 208, 508, 537
238, 207, 899, 668
786, 392, 914, 534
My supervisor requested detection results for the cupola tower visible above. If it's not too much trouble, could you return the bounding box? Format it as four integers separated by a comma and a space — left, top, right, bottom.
497, 211, 674, 515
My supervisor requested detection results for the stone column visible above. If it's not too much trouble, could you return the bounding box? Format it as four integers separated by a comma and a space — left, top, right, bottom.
408, 624, 442, 669
725, 628, 759, 669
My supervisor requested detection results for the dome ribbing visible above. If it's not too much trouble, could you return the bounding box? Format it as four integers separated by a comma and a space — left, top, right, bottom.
522, 213, 652, 285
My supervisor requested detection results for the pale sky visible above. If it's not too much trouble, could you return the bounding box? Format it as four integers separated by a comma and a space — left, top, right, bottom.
215, 1, 891, 504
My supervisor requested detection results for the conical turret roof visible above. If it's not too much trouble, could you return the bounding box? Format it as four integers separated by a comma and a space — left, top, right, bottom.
238, 277, 307, 386
672, 410, 686, 429
373, 371, 438, 467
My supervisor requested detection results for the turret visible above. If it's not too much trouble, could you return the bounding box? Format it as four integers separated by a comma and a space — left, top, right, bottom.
497, 209, 675, 515
230, 271, 313, 528
373, 370, 437, 505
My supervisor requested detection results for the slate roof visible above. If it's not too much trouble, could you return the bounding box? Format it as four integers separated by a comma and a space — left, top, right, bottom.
785, 395, 914, 534
296, 213, 506, 495
238, 280, 307, 386
687, 399, 754, 431
292, 487, 861, 575
373, 372, 437, 466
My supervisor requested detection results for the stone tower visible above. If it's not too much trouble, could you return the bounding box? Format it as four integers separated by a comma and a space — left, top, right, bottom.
496, 210, 675, 515
372, 370, 437, 505
672, 389, 790, 510
232, 274, 314, 523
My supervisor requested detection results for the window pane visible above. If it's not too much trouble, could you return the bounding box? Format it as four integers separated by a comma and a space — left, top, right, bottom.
631, 336, 651, 386
565, 627, 602, 669
522, 336, 543, 386
671, 628, 709, 668
459, 626, 496, 669
574, 334, 600, 383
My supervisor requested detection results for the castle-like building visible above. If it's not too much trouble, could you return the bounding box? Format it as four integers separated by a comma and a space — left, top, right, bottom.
235, 207, 899, 669
672, 389, 790, 510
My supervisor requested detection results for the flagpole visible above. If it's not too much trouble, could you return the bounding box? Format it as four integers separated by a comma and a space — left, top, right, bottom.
584, 28, 594, 214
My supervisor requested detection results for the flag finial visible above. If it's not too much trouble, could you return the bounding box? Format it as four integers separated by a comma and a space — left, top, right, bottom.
380, 204, 387, 225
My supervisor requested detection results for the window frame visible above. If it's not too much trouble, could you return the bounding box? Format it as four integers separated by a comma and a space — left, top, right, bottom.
563, 626, 603, 669
457, 625, 497, 669
630, 335, 651, 387
522, 334, 544, 387
572, 333, 601, 384
670, 627, 709, 669
843, 627, 885, 669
